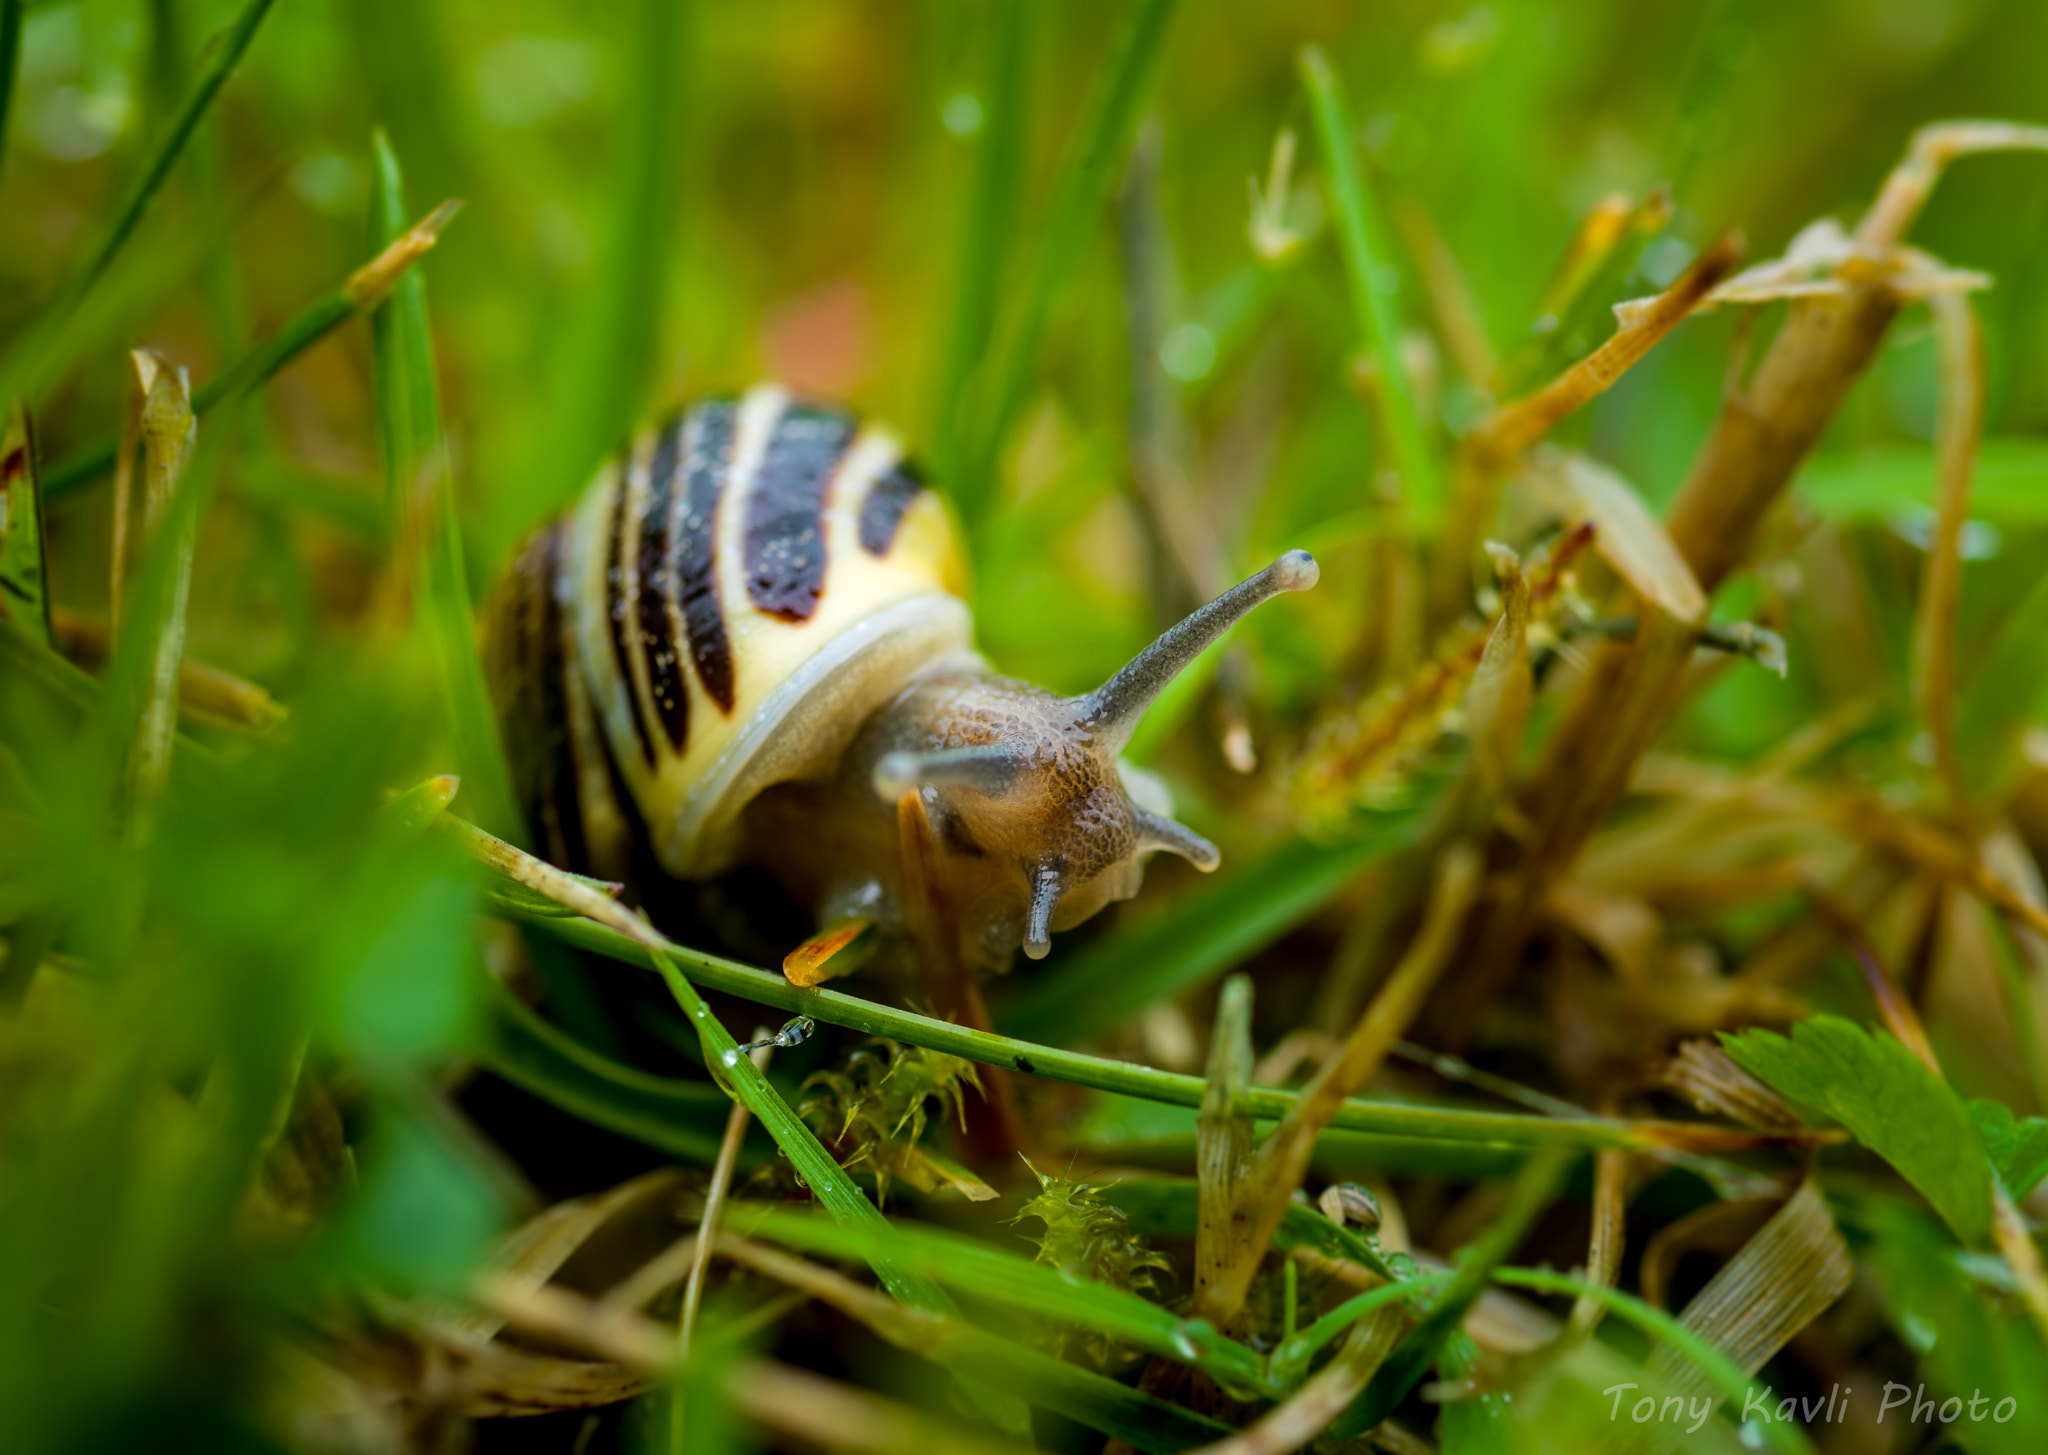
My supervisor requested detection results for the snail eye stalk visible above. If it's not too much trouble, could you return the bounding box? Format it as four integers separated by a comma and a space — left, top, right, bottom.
1076, 550, 1319, 752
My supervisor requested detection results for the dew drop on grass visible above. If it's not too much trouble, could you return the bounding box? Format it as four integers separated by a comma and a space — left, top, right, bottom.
942, 93, 984, 137
719, 1048, 739, 1069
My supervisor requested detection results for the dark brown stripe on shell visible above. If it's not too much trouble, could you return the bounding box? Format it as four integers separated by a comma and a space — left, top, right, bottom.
858, 457, 926, 556
678, 400, 739, 711
743, 402, 855, 622
604, 458, 658, 768
637, 415, 689, 750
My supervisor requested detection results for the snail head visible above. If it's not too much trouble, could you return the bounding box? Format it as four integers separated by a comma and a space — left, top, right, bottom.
866, 550, 1319, 964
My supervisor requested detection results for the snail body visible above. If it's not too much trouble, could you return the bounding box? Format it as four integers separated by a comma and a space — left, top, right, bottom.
484, 383, 1316, 974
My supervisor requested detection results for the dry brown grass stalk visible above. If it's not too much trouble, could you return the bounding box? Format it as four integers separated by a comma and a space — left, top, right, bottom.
1446, 127, 2048, 1031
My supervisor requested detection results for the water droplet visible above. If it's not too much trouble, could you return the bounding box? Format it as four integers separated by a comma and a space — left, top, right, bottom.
941, 92, 984, 138
1160, 322, 1217, 381
719, 1048, 739, 1068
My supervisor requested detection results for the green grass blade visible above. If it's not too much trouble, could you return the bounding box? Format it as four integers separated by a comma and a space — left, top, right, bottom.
1955, 563, 2048, 803
1103, 1178, 1398, 1281
1333, 1148, 1571, 1438
954, 0, 1181, 536
463, 970, 732, 1164
652, 950, 1037, 1431
0, 0, 21, 194
1, 0, 279, 399
515, 0, 686, 540
1298, 45, 1442, 515
647, 951, 952, 1314
1799, 439, 2048, 525
1001, 804, 1430, 1043
1, 405, 52, 648
367, 134, 522, 845
928, 0, 1030, 484
42, 209, 459, 501
735, 1205, 1275, 1396
517, 907, 1680, 1153
938, 1333, 1233, 1452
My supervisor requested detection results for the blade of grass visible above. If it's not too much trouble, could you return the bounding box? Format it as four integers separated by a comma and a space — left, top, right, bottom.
451, 823, 992, 1367
1202, 847, 1479, 1330
717, 1235, 1232, 1452
513, 903, 1812, 1155
1002, 803, 1431, 1043
928, 0, 1029, 485
1, 404, 52, 648
648, 952, 951, 1313
516, 0, 686, 541
733, 1205, 1274, 1397
954, 0, 1182, 537
463, 971, 732, 1165
0, 617, 226, 783
1297, 46, 1441, 517
0, 0, 21, 194
114, 354, 197, 840
40, 200, 462, 501
1107, 1179, 1398, 1282
1330, 1147, 1573, 1439
0, 0, 279, 400
1912, 288, 1983, 827
1265, 1274, 1450, 1389
652, 947, 1034, 1431
367, 135, 521, 845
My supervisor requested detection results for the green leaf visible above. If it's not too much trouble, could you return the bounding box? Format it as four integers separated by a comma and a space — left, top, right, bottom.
1722, 1016, 1991, 1244
327, 1103, 506, 1294
1437, 1330, 1512, 1455
1001, 804, 1430, 1043
1971, 1100, 2048, 1200
1492, 1268, 1819, 1455
1860, 1198, 2048, 1455
1, 405, 52, 649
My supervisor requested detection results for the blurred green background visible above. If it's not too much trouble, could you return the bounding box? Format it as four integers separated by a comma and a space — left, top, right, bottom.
7, 1, 2048, 1451
9, 0, 2048, 709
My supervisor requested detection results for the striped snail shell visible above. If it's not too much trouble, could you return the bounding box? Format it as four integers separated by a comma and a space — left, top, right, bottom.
483, 383, 1318, 973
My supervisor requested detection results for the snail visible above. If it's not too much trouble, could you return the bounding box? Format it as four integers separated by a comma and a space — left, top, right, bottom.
482, 384, 1317, 981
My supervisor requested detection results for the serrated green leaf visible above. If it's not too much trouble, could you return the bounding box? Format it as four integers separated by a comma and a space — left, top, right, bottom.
1970, 1100, 2048, 1200
1860, 1198, 2048, 1455
1722, 1016, 1991, 1244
